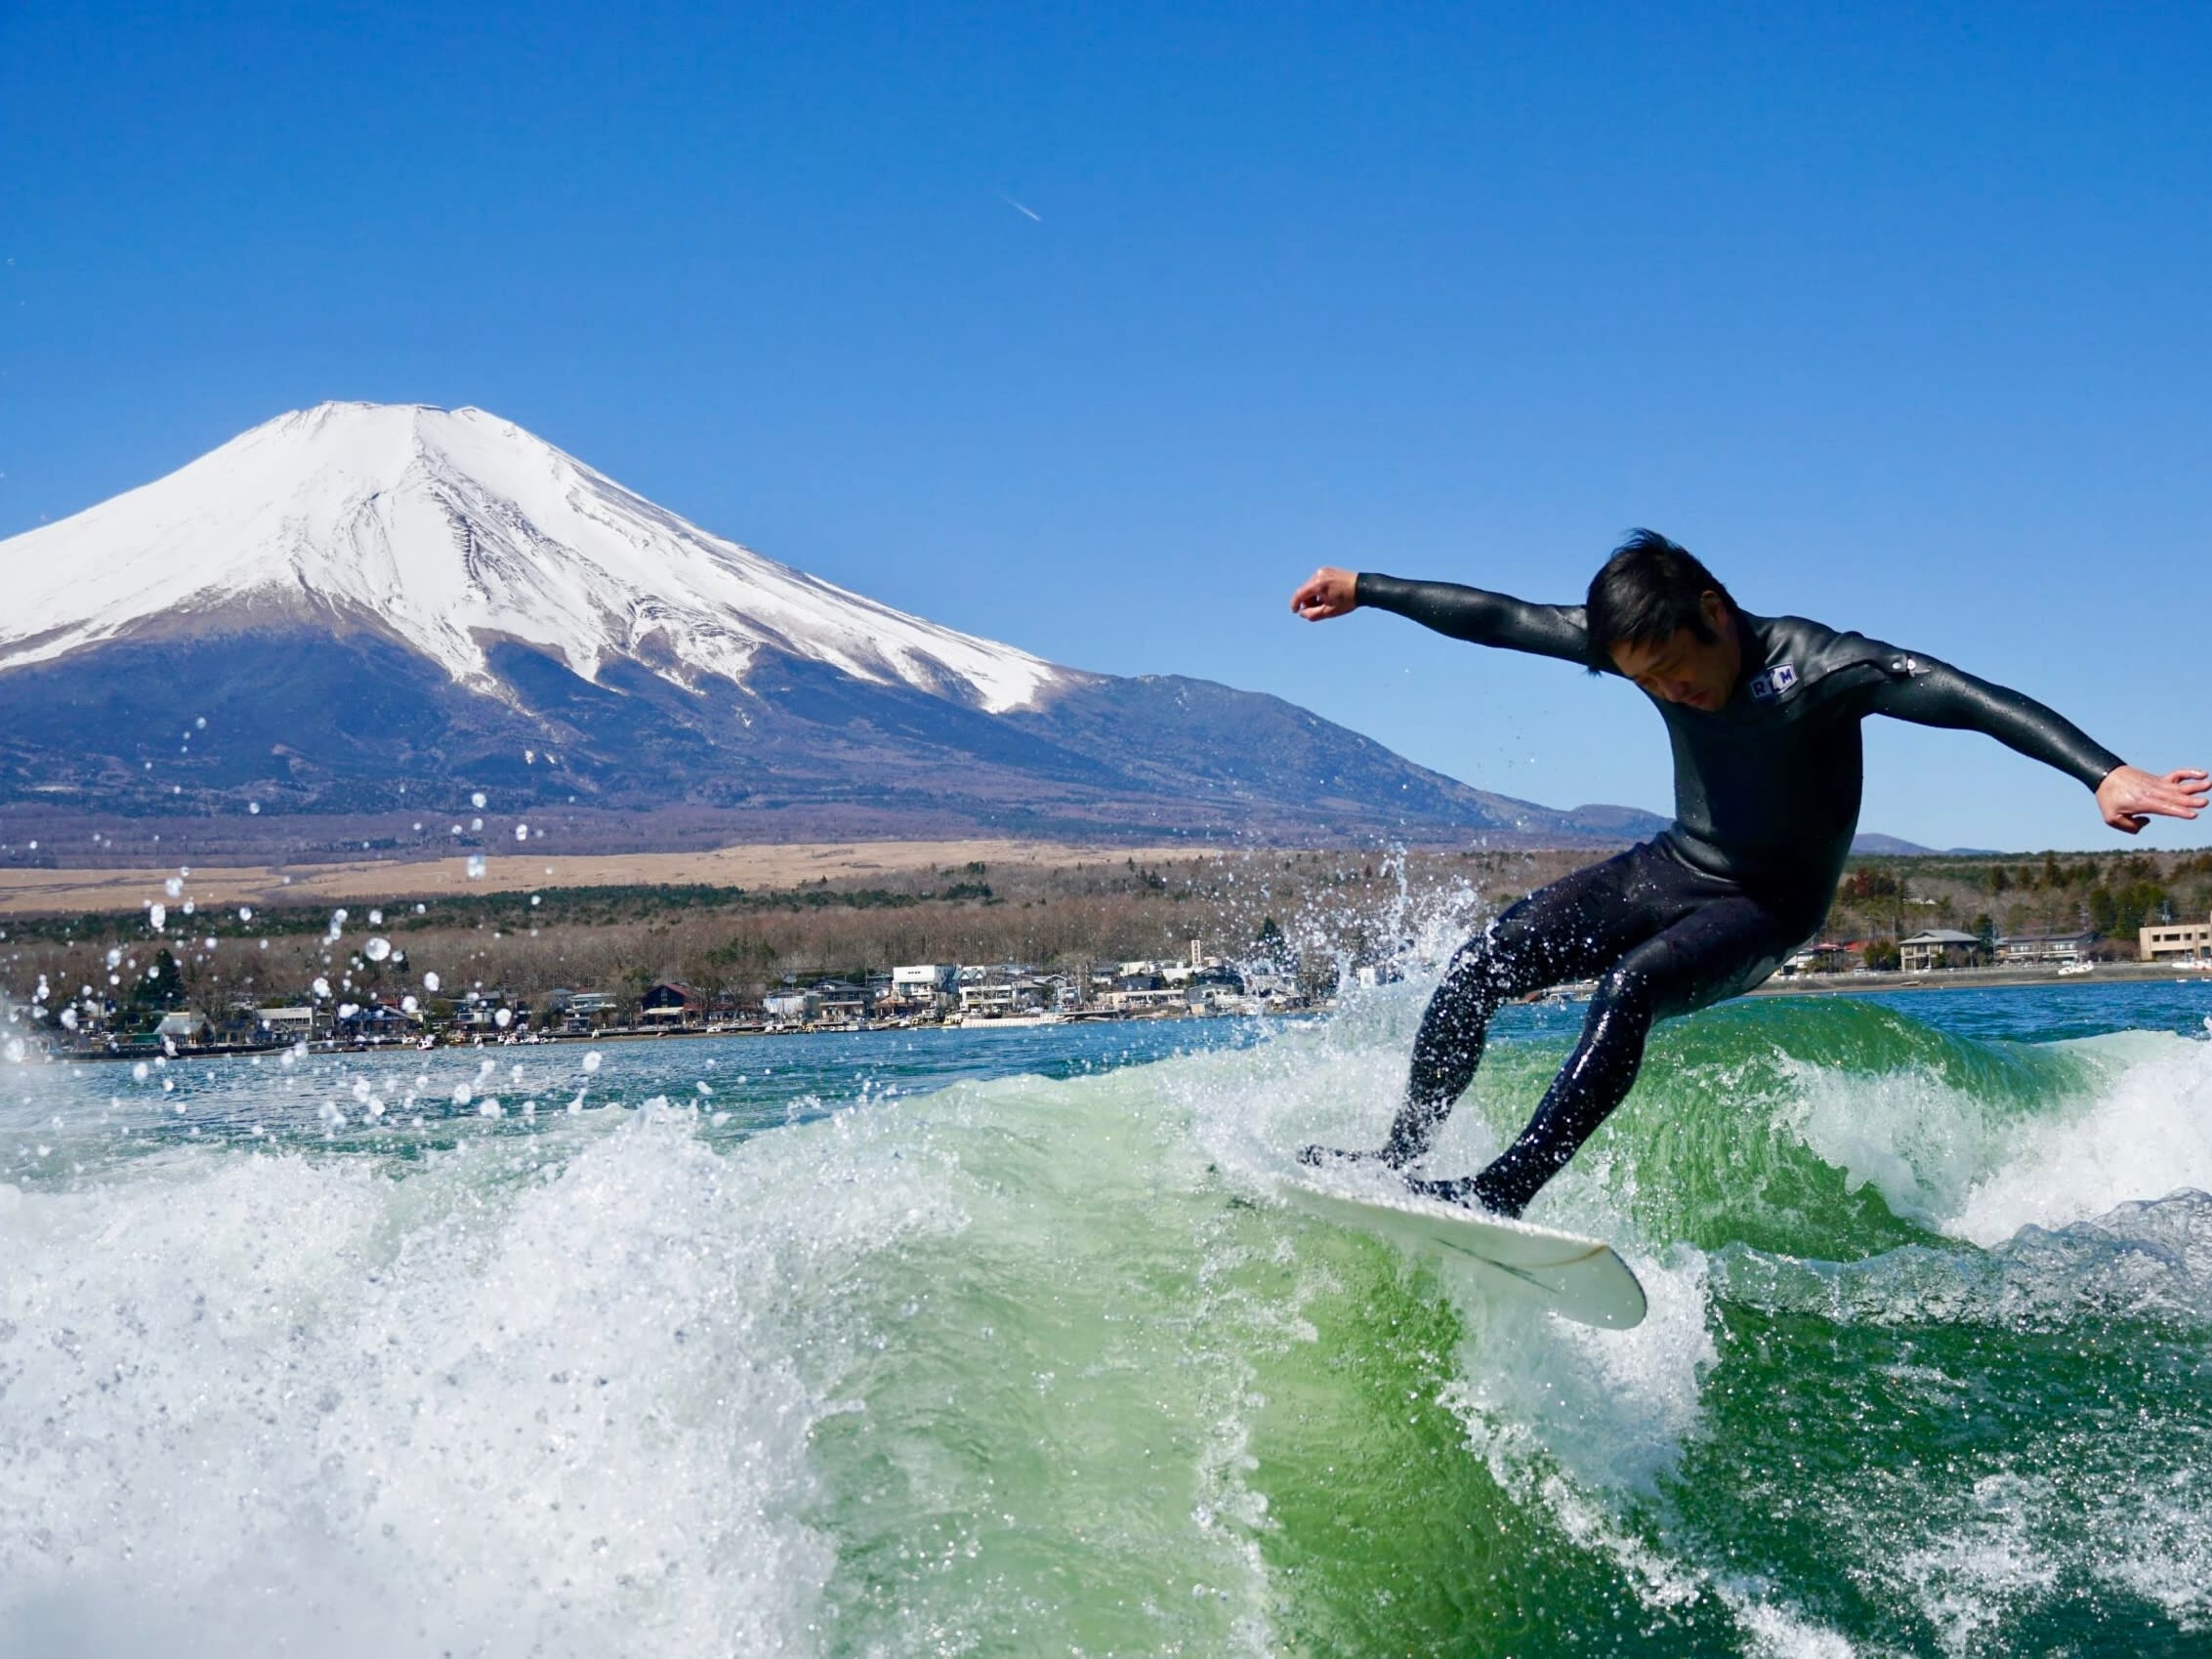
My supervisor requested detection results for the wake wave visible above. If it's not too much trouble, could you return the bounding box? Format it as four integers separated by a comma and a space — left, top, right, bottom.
1, 984, 2208, 1655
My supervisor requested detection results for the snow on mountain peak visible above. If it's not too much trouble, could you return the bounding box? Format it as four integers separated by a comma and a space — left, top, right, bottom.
0, 400, 1065, 712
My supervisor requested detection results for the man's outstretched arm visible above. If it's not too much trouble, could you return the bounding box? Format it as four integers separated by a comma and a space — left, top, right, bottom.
1864, 656, 2208, 834
1291, 567, 1593, 666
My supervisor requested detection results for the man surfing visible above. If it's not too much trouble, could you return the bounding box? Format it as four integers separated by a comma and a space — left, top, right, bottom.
1293, 531, 2208, 1218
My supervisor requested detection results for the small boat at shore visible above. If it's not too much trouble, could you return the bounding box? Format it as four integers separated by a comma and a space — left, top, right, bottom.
1527, 979, 1599, 1007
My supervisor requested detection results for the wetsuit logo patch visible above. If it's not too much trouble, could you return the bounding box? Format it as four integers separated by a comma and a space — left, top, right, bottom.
1748, 663, 1800, 702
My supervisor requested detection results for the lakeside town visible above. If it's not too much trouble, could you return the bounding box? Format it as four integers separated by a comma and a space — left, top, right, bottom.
8, 908, 2211, 1064
2, 845, 2208, 1063
9, 937, 1326, 1061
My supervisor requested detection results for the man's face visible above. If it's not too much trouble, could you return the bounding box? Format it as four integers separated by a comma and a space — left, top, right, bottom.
1607, 593, 1741, 711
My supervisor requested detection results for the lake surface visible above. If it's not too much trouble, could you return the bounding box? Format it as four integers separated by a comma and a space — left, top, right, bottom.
3, 976, 2210, 1655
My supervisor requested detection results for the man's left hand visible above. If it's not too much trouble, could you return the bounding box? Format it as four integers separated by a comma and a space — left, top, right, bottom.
2095, 766, 2209, 834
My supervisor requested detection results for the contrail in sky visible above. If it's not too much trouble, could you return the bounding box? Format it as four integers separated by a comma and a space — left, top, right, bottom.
999, 193, 1043, 223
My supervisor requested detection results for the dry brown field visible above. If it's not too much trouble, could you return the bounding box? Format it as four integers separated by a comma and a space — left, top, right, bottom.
0, 838, 1205, 917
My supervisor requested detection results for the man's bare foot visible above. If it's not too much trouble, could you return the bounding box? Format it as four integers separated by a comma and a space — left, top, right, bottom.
1299, 1143, 1403, 1170
1291, 1149, 1380, 1177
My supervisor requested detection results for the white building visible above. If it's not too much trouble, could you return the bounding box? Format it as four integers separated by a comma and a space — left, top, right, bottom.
2141, 919, 2212, 962
1784, 942, 1852, 975
957, 975, 1051, 1016
154, 1009, 212, 1044
763, 990, 815, 1023
888, 964, 959, 1013
1899, 930, 1982, 972
1996, 930, 2098, 966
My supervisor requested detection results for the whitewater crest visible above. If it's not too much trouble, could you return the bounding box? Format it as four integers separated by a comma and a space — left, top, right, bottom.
0, 401, 1064, 712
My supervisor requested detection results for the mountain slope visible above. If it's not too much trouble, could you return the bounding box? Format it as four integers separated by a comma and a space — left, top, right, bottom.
0, 403, 1668, 853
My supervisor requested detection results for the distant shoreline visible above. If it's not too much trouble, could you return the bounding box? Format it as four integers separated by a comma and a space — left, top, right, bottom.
33, 967, 2206, 1067
1752, 960, 2210, 996
32, 1005, 1303, 1064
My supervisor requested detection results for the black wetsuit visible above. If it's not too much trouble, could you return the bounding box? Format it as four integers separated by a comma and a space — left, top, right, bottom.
1336, 572, 2124, 1218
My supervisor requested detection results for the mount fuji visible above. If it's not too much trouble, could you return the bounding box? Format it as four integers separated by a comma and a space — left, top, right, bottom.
0, 402, 1664, 858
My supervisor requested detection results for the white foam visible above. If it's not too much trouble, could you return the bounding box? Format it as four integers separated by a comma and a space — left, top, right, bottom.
1722, 1595, 1861, 1659
1778, 1052, 2031, 1229
1880, 1473, 2060, 1657
2088, 1478, 2212, 1626
1855, 1461, 2212, 1656
1948, 1031, 2212, 1247
1438, 1242, 1715, 1497
0, 1102, 961, 1656
1733, 1025, 2212, 1259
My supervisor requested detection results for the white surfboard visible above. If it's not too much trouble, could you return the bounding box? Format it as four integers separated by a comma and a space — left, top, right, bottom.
1285, 1172, 1647, 1330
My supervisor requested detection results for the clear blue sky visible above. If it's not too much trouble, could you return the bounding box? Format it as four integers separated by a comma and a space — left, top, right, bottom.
3, 2, 2206, 850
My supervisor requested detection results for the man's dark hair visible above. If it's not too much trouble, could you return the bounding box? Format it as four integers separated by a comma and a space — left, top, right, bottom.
1583, 529, 1736, 672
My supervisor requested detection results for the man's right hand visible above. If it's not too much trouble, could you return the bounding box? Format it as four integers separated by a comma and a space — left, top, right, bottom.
1290, 566, 1359, 621
2095, 765, 2208, 834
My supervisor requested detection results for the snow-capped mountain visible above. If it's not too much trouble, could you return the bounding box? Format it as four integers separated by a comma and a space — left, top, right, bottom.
0, 402, 1062, 713
0, 404, 1666, 854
